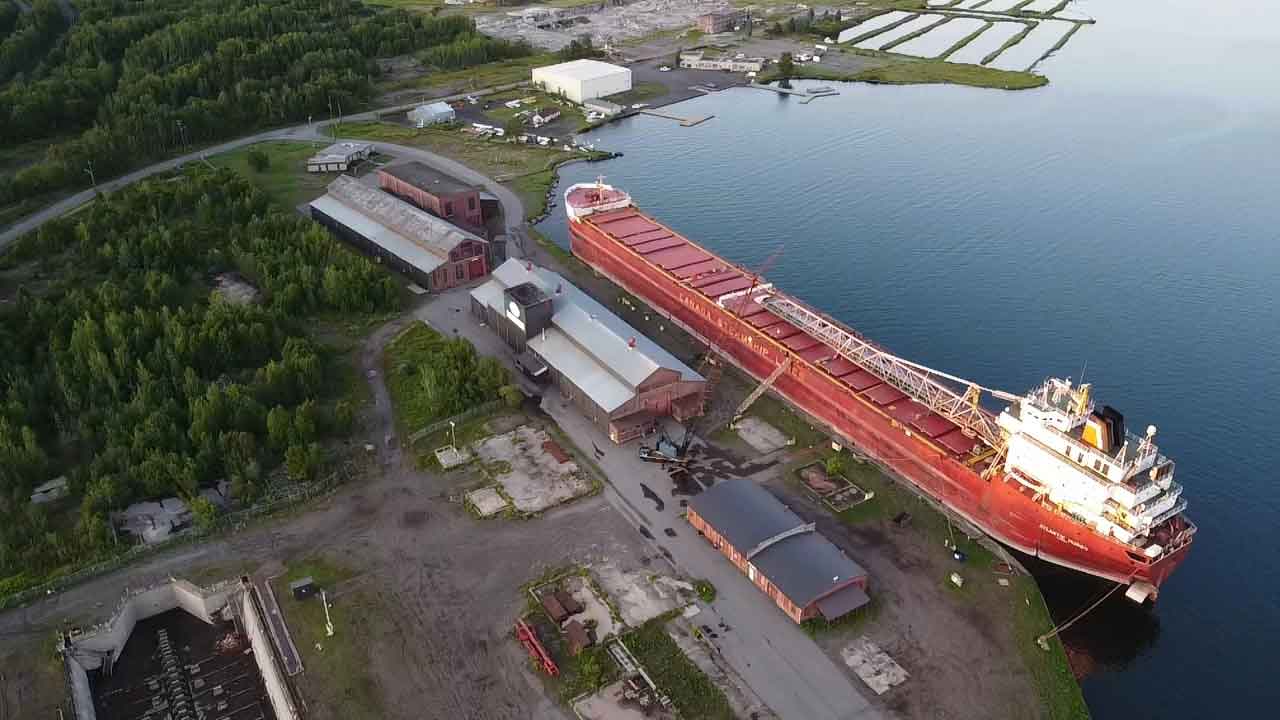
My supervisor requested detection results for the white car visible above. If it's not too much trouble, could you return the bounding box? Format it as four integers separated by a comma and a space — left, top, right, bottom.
658, 65, 671, 72
631, 103, 647, 109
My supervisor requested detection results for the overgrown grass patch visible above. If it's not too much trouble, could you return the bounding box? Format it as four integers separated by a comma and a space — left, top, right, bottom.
626, 618, 734, 720
275, 556, 382, 720
212, 141, 335, 209
378, 52, 556, 95
382, 321, 507, 436
750, 394, 827, 448
854, 59, 1048, 90
1013, 576, 1090, 719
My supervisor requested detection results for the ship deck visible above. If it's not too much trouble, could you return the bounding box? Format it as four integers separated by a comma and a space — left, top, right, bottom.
579, 207, 991, 463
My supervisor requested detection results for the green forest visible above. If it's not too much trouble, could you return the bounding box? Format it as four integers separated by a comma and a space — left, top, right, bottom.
0, 166, 399, 586
0, 0, 529, 217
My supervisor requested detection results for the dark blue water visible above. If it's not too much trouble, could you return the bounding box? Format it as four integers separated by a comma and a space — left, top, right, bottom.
538, 2, 1280, 715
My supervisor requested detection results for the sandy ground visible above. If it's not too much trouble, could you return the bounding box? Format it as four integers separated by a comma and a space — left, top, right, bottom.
475, 425, 593, 513
735, 416, 791, 453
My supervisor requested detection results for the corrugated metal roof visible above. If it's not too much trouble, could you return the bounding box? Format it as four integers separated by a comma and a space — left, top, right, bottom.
528, 327, 634, 412
690, 479, 867, 608
532, 59, 630, 82
381, 161, 475, 195
470, 260, 703, 413
311, 195, 447, 274
323, 175, 486, 259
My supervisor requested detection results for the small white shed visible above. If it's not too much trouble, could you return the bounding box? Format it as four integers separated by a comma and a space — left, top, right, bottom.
408, 101, 456, 128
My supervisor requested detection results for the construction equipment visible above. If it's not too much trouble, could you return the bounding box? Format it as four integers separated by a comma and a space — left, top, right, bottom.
731, 356, 792, 424
515, 619, 559, 677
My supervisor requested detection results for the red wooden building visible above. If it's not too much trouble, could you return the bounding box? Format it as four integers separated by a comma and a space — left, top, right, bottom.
688, 479, 869, 623
379, 162, 486, 231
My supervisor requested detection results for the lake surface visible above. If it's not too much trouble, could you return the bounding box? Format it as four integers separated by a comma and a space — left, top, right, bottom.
538, 1, 1280, 715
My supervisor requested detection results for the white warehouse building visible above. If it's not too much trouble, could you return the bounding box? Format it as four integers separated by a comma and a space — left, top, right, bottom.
531, 59, 632, 104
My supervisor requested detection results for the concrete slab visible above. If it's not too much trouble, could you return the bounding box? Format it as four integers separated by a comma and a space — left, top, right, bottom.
473, 425, 592, 513
465, 486, 510, 517
565, 574, 620, 640
593, 564, 689, 628
841, 637, 909, 695
735, 416, 790, 454
434, 444, 471, 469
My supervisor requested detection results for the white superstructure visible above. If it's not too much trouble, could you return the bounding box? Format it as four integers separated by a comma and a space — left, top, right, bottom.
999, 378, 1186, 549
564, 181, 633, 221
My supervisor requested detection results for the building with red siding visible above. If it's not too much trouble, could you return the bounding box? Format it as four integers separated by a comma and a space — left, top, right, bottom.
378, 162, 486, 232
310, 176, 489, 292
688, 479, 870, 624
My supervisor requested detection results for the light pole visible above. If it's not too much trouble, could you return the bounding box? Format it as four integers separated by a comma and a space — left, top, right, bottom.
449, 420, 457, 449
321, 589, 334, 637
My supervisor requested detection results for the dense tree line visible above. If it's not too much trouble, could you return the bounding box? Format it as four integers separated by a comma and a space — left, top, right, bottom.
417, 33, 531, 71
0, 1, 521, 209
0, 0, 67, 85
0, 167, 399, 580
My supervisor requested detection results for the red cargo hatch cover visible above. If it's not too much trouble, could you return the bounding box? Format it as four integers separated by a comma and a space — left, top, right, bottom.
700, 277, 756, 299
841, 369, 881, 391
937, 429, 980, 456
648, 246, 710, 270
888, 400, 929, 424
819, 356, 861, 377
864, 384, 907, 406
911, 413, 958, 438
632, 236, 686, 255
599, 216, 660, 238
671, 259, 724, 279
621, 228, 673, 246
763, 323, 801, 341
691, 270, 742, 288
799, 345, 833, 363
782, 333, 822, 352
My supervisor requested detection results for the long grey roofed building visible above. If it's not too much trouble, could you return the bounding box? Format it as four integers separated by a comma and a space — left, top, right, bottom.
310, 175, 490, 292
688, 479, 870, 622
470, 259, 706, 442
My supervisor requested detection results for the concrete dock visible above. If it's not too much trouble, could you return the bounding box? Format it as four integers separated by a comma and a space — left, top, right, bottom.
747, 82, 840, 104
638, 108, 715, 127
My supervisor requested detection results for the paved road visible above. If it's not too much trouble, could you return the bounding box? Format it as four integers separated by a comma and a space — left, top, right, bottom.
420, 287, 883, 720
0, 82, 530, 251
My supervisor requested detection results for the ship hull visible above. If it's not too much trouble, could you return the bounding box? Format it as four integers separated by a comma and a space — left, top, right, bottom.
569, 213, 1189, 594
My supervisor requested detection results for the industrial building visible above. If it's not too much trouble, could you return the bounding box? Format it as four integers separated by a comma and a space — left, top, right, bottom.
679, 50, 766, 73
310, 175, 490, 292
696, 9, 749, 34
305, 141, 373, 173
688, 479, 870, 624
407, 101, 456, 127
378, 162, 487, 231
470, 259, 706, 443
532, 59, 632, 104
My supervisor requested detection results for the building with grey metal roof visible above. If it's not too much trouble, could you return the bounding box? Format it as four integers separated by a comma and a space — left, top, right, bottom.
470, 259, 706, 442
688, 479, 870, 623
310, 175, 490, 292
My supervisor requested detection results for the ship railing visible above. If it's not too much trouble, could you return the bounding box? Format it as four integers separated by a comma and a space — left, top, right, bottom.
757, 293, 1003, 451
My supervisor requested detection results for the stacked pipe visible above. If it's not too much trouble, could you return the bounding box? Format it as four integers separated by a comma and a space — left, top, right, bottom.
156, 629, 196, 720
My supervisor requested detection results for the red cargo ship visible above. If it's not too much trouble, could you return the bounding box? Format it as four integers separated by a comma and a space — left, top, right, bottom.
565, 181, 1194, 601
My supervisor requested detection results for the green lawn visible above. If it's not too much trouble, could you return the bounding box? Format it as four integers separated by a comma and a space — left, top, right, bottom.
212, 141, 337, 209
330, 121, 588, 181
274, 556, 385, 720
626, 619, 734, 720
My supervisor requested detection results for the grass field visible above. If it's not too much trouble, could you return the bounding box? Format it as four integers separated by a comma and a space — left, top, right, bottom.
274, 556, 385, 720
330, 121, 586, 181
378, 53, 555, 97
855, 58, 1049, 89
212, 141, 337, 209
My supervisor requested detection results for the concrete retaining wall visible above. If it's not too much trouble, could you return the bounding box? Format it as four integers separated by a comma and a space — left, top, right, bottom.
241, 589, 301, 720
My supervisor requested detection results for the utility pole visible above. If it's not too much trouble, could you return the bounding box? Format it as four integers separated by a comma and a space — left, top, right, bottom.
321, 589, 335, 637
449, 420, 457, 449
176, 119, 187, 151
84, 161, 96, 189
